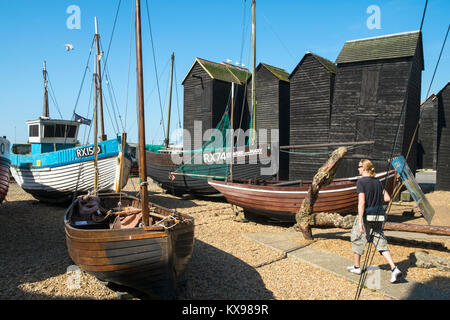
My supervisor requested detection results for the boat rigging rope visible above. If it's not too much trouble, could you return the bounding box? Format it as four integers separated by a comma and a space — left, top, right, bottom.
259, 7, 372, 144
45, 71, 64, 120
354, 0, 429, 300
72, 38, 95, 115
145, 0, 166, 138
124, 0, 135, 133
405, 23, 449, 162
173, 59, 182, 131
100, 39, 126, 134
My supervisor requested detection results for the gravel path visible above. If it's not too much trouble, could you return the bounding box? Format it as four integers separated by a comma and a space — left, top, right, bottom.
0, 178, 448, 300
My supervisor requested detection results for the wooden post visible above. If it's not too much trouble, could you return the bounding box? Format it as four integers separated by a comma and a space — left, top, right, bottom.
135, 0, 150, 226
295, 147, 348, 240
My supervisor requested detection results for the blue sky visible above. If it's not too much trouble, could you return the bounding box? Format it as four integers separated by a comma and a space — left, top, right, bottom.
0, 0, 448, 145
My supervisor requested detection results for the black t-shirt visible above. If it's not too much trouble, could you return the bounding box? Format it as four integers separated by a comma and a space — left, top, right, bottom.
356, 176, 384, 210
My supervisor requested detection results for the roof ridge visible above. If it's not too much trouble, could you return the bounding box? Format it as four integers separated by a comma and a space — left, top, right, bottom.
346, 30, 421, 43
307, 52, 337, 74
260, 62, 290, 82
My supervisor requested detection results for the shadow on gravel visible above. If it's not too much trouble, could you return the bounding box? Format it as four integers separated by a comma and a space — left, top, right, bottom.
0, 198, 273, 300
0, 199, 74, 299
177, 239, 275, 300
404, 276, 450, 300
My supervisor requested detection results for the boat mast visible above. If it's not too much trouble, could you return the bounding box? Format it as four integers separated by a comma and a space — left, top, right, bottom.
135, 0, 150, 226
94, 17, 107, 142
164, 52, 175, 149
93, 54, 99, 195
42, 61, 49, 118
250, 0, 256, 144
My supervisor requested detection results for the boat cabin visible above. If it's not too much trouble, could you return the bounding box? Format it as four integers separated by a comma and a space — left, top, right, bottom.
17, 117, 81, 155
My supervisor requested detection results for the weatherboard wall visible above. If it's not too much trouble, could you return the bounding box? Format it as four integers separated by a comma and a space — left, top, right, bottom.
436, 83, 450, 191
329, 56, 422, 178
288, 54, 336, 181
182, 62, 248, 151
417, 96, 438, 170
246, 64, 290, 180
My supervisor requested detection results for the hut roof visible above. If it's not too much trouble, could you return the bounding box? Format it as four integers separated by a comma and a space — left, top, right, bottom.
182, 58, 250, 85
259, 63, 290, 82
289, 52, 337, 79
421, 93, 437, 106
336, 30, 423, 68
437, 82, 450, 95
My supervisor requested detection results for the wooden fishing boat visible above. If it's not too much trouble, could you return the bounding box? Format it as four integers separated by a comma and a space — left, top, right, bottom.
10, 45, 131, 204
208, 171, 396, 223
0, 136, 11, 203
146, 144, 273, 196
66, 2, 194, 299
64, 193, 194, 299
146, 1, 276, 197
10, 136, 131, 203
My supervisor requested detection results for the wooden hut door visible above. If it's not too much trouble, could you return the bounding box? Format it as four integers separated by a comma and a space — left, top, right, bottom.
355, 114, 376, 157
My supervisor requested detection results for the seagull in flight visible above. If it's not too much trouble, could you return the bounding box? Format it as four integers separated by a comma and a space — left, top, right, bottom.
65, 44, 74, 51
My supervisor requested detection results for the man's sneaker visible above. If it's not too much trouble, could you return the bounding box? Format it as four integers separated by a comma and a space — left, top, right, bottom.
347, 265, 362, 275
390, 266, 402, 283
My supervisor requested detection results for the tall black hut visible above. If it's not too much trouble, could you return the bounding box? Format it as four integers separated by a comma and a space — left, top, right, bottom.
417, 94, 438, 170
436, 82, 450, 191
288, 52, 336, 181
329, 31, 424, 177
181, 58, 251, 151
246, 62, 290, 179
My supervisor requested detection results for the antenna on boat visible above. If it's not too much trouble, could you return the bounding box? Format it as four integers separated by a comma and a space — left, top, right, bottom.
94, 16, 107, 141
42, 61, 49, 118
164, 52, 175, 149
135, 0, 150, 226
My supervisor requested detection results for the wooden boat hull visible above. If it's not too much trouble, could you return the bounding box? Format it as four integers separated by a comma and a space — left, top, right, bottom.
10, 138, 131, 203
0, 137, 11, 203
146, 145, 274, 196
64, 194, 195, 299
208, 171, 396, 222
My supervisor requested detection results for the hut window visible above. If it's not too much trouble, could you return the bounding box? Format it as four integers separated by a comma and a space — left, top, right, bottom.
67, 126, 77, 138
44, 125, 55, 138
55, 124, 66, 137
360, 69, 379, 105
29, 125, 39, 137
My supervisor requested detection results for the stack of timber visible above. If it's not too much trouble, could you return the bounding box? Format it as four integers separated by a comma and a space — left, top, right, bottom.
246, 62, 290, 180
436, 82, 450, 190
288, 52, 336, 181
329, 31, 424, 178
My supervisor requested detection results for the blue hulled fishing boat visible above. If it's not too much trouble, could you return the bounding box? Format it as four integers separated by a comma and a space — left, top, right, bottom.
10, 62, 131, 203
